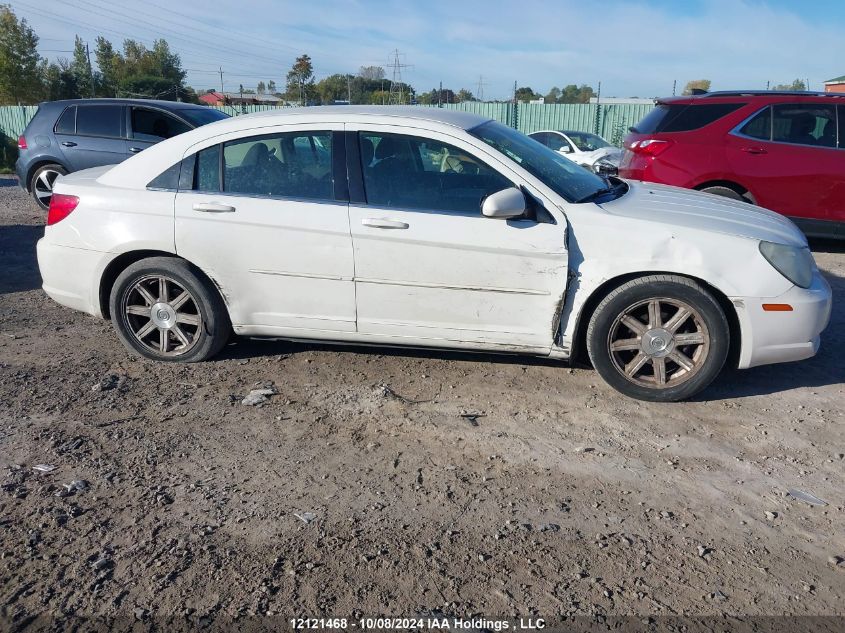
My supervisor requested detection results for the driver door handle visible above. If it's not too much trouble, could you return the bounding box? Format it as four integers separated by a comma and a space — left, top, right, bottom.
193, 202, 236, 213
361, 218, 409, 229
741, 146, 767, 155
61, 141, 77, 147
128, 146, 143, 153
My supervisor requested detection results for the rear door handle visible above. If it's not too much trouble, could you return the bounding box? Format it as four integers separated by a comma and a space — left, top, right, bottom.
192, 202, 236, 213
741, 147, 767, 155
61, 141, 77, 147
128, 146, 143, 153
361, 218, 409, 229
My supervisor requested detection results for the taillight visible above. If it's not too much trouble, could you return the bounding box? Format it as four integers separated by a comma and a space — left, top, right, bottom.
17, 135, 27, 150
47, 193, 79, 225
627, 139, 673, 157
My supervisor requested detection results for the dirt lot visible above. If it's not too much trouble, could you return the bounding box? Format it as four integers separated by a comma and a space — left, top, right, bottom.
1, 175, 843, 631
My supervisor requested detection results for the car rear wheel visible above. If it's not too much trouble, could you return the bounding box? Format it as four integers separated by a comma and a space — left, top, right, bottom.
586, 275, 729, 402
109, 257, 230, 362
30, 163, 67, 211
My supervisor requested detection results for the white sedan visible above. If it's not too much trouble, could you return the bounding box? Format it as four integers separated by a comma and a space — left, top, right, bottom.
37, 107, 832, 401
528, 130, 623, 173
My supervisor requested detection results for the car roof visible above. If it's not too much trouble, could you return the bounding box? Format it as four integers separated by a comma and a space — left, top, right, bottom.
238, 105, 492, 130
39, 98, 209, 110
657, 91, 845, 105
97, 105, 496, 190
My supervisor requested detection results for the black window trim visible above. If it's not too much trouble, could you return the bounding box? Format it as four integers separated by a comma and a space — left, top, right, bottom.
730, 102, 842, 150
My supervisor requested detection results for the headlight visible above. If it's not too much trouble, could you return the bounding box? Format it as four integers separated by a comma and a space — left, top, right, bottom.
759, 241, 814, 289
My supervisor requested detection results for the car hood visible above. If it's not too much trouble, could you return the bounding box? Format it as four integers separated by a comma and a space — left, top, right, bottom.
576, 147, 623, 166
598, 180, 807, 247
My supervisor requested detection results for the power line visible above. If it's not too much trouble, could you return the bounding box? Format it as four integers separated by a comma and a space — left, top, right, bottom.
63, 0, 289, 68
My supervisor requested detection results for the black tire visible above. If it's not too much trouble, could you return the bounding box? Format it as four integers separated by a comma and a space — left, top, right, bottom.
700, 185, 747, 203
30, 163, 67, 211
109, 257, 231, 362
586, 275, 729, 402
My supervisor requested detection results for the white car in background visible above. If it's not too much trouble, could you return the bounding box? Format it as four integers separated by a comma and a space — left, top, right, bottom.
529, 129, 623, 174
37, 107, 831, 402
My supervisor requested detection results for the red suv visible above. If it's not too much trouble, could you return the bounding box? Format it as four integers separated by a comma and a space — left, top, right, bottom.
619, 91, 845, 238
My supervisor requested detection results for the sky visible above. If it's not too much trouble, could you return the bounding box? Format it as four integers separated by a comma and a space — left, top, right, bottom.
10, 0, 845, 99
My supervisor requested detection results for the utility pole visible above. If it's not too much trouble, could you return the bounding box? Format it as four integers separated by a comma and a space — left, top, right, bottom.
594, 81, 602, 135
672, 79, 676, 96
438, 81, 442, 106
85, 42, 94, 97
387, 49, 412, 105
347, 75, 352, 104
218, 67, 224, 95
475, 75, 487, 102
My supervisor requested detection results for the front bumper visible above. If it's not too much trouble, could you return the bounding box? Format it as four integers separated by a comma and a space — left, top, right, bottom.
36, 238, 104, 318
734, 270, 832, 369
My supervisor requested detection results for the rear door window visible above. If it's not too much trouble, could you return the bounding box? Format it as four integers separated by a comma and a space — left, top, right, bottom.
195, 145, 221, 192
131, 107, 191, 141
771, 104, 837, 148
530, 132, 549, 146
545, 133, 570, 152
634, 103, 744, 133
738, 106, 772, 140
54, 106, 76, 134
76, 105, 123, 138
221, 131, 333, 199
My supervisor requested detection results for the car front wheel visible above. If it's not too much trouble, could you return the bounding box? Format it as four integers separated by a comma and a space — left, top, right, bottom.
109, 257, 231, 362
586, 275, 729, 402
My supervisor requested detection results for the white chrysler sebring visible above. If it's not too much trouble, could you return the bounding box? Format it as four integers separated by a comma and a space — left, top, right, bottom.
37, 107, 832, 401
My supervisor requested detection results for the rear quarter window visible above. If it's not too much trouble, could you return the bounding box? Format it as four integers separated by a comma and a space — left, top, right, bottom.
634, 103, 745, 133
54, 106, 76, 134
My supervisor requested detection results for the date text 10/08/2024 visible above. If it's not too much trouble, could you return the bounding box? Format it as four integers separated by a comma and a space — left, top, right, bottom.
290, 617, 547, 630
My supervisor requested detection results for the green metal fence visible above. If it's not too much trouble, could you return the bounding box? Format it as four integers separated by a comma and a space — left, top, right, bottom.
0, 105, 38, 139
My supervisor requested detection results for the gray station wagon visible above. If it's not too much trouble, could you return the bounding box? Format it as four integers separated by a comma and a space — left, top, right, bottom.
16, 98, 229, 209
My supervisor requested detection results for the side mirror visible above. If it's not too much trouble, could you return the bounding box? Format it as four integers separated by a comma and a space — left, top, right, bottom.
559, 145, 572, 154
481, 187, 527, 219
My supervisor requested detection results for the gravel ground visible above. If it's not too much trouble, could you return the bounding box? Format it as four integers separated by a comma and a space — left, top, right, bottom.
1, 175, 844, 631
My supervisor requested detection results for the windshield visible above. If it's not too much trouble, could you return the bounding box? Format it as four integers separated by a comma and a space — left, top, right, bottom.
179, 107, 230, 127
566, 132, 611, 151
469, 121, 607, 203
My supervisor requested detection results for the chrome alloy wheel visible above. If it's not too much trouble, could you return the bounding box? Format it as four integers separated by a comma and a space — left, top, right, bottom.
121, 275, 203, 357
33, 168, 62, 207
607, 297, 710, 389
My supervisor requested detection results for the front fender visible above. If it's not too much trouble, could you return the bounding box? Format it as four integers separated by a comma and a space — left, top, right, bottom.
558, 212, 793, 352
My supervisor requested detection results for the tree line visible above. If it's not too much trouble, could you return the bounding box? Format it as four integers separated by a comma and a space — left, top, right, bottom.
0, 5, 195, 104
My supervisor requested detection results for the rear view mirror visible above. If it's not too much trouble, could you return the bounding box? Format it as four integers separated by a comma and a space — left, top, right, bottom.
481, 187, 527, 219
